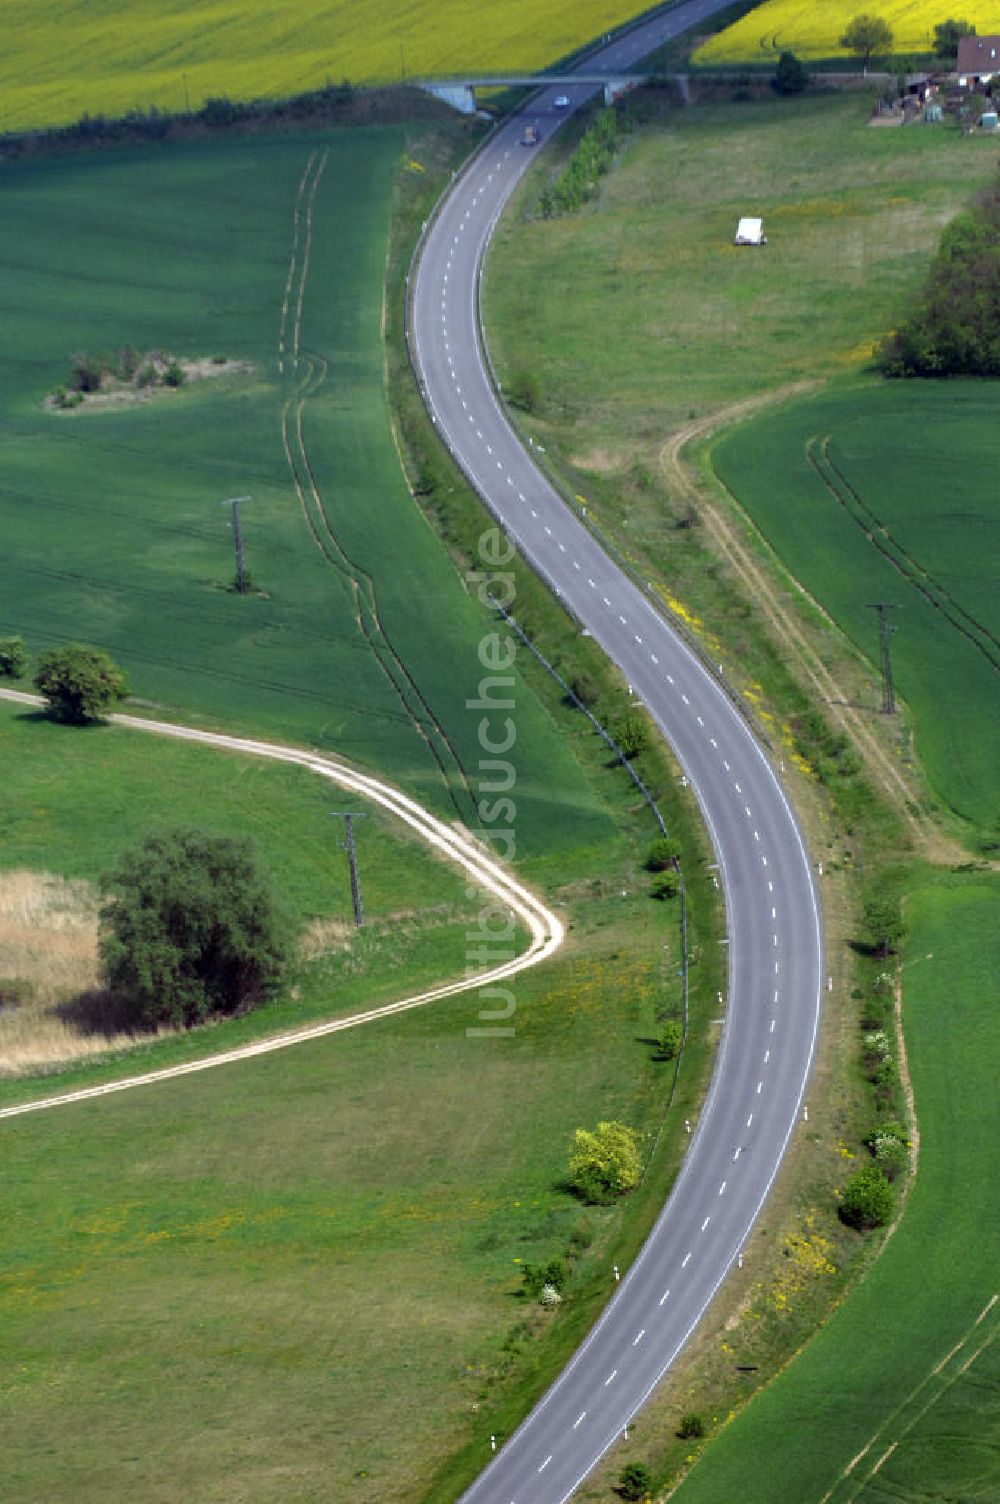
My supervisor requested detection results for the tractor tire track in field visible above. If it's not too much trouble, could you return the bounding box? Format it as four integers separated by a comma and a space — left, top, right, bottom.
279, 153, 477, 827
816, 1293, 999, 1504
658, 390, 967, 862
809, 437, 1000, 671
0, 687, 564, 1122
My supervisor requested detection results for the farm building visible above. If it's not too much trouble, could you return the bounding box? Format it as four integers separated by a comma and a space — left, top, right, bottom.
957, 36, 1000, 87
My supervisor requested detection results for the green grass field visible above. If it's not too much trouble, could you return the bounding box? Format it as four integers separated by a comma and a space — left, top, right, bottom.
488, 91, 997, 445
671, 874, 1000, 1504
0, 0, 653, 132
708, 382, 1000, 833
0, 697, 482, 1079
0, 128, 610, 860
0, 701, 467, 923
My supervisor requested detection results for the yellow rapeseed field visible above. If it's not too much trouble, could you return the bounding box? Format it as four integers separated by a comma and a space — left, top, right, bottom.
0, 0, 652, 133
696, 2, 1000, 64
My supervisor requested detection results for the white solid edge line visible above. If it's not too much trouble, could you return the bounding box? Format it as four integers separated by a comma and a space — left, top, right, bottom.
0, 692, 564, 1122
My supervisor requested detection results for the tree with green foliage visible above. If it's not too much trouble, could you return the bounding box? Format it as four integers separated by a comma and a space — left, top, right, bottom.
100, 829, 289, 1030
33, 643, 129, 723
839, 1165, 894, 1229
614, 714, 648, 761
863, 894, 905, 958
651, 871, 679, 901
659, 1019, 683, 1060
0, 635, 26, 678
879, 181, 1000, 374
646, 836, 681, 872
618, 1461, 653, 1500
933, 18, 976, 60
773, 50, 810, 95
839, 14, 894, 72
568, 1120, 641, 1203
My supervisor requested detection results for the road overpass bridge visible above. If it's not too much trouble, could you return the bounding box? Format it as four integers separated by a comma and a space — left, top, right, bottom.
416, 74, 647, 113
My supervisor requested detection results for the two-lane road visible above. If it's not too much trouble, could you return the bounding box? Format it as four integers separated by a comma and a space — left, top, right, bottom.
409, 4, 823, 1499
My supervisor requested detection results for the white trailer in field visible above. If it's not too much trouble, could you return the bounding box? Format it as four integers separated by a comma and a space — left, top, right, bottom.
734, 216, 767, 245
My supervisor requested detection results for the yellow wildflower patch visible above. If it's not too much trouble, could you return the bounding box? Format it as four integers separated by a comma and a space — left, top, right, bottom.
0, 1, 657, 133
697, 2, 1000, 65
768, 1212, 837, 1314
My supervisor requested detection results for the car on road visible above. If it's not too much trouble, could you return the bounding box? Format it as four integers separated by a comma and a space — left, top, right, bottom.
520, 124, 539, 145
553, 94, 569, 109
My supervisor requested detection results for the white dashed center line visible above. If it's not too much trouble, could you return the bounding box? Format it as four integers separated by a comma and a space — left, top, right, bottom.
681, 1251, 692, 1269
605, 1369, 618, 1387
573, 1412, 586, 1430
633, 1329, 645, 1346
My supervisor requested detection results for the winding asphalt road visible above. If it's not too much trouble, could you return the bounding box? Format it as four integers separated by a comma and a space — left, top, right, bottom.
409, 3, 824, 1499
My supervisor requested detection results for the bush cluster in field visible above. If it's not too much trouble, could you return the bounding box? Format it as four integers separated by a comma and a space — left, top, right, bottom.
52, 346, 193, 408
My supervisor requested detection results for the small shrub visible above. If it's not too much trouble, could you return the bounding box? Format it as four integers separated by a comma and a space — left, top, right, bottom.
618, 1461, 653, 1500
862, 1029, 891, 1060
70, 351, 105, 393
874, 1134, 909, 1181
873, 1058, 899, 1090
840, 1166, 894, 1230
163, 360, 186, 388
570, 672, 599, 708
116, 344, 140, 380
212, 353, 228, 365
659, 1019, 683, 1060
506, 369, 540, 413
678, 1412, 705, 1439
0, 636, 27, 678
651, 872, 679, 901
136, 364, 157, 388
866, 1120, 908, 1151
521, 1257, 567, 1299
773, 50, 809, 94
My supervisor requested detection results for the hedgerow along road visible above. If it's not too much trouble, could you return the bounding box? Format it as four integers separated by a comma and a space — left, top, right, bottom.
408, 1, 824, 1498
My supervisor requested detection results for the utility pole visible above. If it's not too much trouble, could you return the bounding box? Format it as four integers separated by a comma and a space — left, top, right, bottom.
330, 811, 367, 927
221, 495, 252, 594
867, 603, 900, 714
